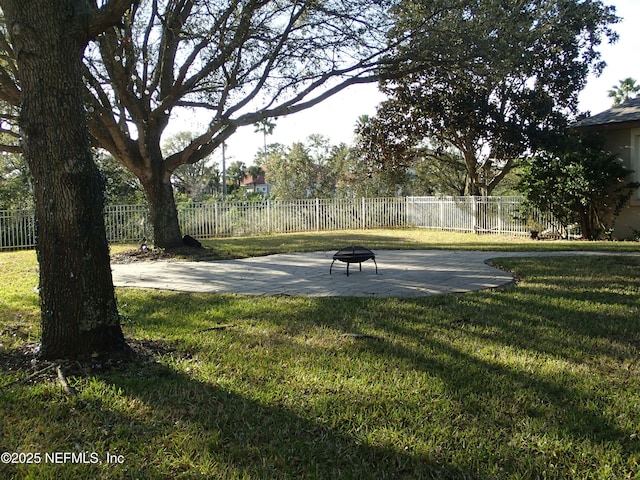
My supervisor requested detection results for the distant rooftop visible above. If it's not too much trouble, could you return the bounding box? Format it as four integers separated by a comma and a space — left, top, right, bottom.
574, 97, 640, 128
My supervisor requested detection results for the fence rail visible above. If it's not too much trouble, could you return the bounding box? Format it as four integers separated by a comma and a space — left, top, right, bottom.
1, 196, 545, 250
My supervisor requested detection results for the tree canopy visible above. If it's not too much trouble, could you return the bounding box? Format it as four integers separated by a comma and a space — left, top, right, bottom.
264, 135, 348, 200
360, 0, 619, 196
608, 77, 640, 106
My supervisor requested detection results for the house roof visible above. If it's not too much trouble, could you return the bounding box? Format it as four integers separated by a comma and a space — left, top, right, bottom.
239, 173, 266, 186
239, 165, 268, 187
573, 97, 640, 128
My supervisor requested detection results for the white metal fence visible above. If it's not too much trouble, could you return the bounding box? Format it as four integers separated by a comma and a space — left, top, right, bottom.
405, 196, 538, 234
1, 196, 542, 250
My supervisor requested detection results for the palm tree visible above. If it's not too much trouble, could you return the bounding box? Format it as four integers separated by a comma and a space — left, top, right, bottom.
354, 114, 371, 135
247, 165, 265, 192
227, 161, 247, 188
254, 118, 277, 157
608, 78, 640, 106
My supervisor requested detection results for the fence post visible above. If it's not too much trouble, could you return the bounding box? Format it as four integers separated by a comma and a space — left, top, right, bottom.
315, 198, 320, 231
267, 199, 271, 233
405, 196, 409, 227
472, 196, 478, 234
361, 197, 366, 230
214, 201, 218, 237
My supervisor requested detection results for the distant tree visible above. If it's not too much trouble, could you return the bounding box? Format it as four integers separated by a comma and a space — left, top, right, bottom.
246, 165, 265, 192
254, 119, 277, 158
368, 0, 619, 196
163, 132, 218, 201
0, 104, 30, 209
227, 161, 247, 189
328, 145, 350, 198
95, 151, 144, 205
519, 131, 639, 239
608, 77, 640, 106
0, 151, 32, 209
302, 134, 342, 197
266, 143, 315, 200
172, 161, 220, 201
0, 103, 19, 154
264, 136, 352, 199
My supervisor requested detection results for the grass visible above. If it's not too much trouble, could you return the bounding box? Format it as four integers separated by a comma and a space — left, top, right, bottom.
1, 230, 639, 479
190, 229, 640, 258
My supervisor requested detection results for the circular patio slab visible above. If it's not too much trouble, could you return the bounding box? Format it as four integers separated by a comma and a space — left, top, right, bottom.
111, 250, 636, 298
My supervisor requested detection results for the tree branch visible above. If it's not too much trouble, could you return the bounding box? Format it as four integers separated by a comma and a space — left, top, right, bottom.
0, 143, 22, 154
85, 0, 140, 40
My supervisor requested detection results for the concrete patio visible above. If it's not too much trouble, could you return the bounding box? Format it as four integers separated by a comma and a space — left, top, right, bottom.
111, 249, 636, 297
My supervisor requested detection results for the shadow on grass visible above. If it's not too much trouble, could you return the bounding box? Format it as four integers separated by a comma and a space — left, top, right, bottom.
3, 255, 637, 478
112, 277, 638, 477
473, 256, 640, 358
0, 354, 471, 480
109, 362, 473, 479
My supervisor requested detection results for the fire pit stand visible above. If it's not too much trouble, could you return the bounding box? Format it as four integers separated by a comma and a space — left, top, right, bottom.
330, 246, 377, 276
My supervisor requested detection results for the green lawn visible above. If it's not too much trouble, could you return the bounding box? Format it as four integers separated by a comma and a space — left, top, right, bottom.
1, 230, 639, 479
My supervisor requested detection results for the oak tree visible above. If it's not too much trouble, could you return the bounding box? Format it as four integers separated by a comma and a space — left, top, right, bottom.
0, 0, 136, 359
81, 0, 399, 247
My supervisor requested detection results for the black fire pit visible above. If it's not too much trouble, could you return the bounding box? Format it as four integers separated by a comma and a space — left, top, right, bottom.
330, 246, 377, 276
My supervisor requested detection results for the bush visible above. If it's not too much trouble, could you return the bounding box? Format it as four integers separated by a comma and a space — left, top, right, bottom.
519, 131, 639, 239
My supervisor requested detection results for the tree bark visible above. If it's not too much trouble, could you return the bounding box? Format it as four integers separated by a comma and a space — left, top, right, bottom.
140, 168, 184, 249
2, 0, 129, 359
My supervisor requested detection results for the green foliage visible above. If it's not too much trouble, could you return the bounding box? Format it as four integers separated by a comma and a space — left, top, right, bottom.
253, 118, 276, 137
519, 132, 639, 239
266, 143, 315, 200
0, 104, 24, 210
254, 118, 277, 157
94, 151, 145, 206
0, 152, 32, 210
350, 114, 413, 197
608, 77, 640, 106
412, 150, 468, 196
162, 132, 221, 201
264, 135, 349, 200
226, 161, 247, 189
366, 0, 619, 196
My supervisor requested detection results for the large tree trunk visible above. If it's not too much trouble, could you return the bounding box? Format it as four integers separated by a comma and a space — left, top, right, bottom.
141, 173, 184, 249
136, 147, 184, 249
3, 0, 128, 359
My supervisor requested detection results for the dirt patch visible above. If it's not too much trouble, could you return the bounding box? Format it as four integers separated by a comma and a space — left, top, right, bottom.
110, 248, 178, 264
0, 338, 186, 387
110, 246, 221, 264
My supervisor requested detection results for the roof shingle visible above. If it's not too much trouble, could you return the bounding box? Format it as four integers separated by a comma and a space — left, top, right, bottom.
574, 97, 640, 127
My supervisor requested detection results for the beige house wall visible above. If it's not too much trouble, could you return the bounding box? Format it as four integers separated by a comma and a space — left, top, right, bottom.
596, 124, 640, 239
